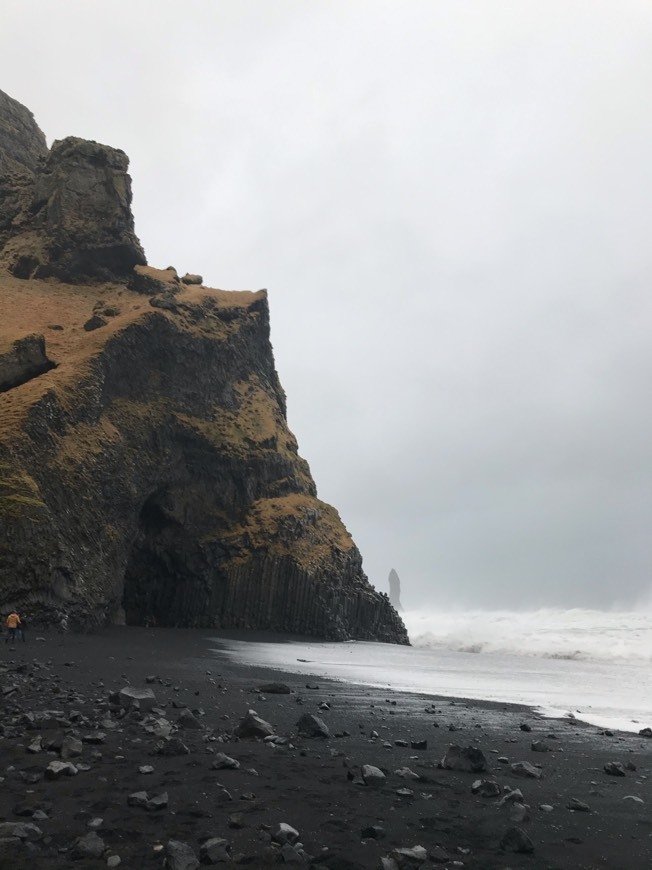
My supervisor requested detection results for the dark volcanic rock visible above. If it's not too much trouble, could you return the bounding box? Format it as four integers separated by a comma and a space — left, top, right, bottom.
296, 713, 331, 739
0, 90, 47, 177
0, 333, 55, 393
0, 92, 408, 646
0, 291, 408, 641
2, 136, 146, 282
440, 744, 487, 773
258, 682, 291, 694
0, 91, 48, 256
129, 264, 180, 295
0, 93, 145, 282
235, 710, 274, 739
500, 827, 534, 854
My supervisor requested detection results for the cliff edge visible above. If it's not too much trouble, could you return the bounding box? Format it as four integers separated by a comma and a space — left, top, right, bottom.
0, 90, 408, 643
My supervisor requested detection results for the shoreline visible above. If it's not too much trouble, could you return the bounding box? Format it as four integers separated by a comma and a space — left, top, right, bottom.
208, 628, 652, 735
1, 626, 650, 868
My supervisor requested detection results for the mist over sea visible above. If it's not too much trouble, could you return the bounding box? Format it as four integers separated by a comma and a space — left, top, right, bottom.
216, 607, 652, 733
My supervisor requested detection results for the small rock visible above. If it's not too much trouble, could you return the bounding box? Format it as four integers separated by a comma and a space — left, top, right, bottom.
390, 845, 428, 866
156, 737, 190, 756
531, 740, 549, 753
471, 778, 501, 797
118, 686, 157, 711
212, 753, 240, 770
147, 792, 168, 812
177, 708, 203, 730
395, 767, 419, 779
638, 727, 652, 738
26, 737, 42, 754
127, 791, 149, 808
272, 823, 300, 845
200, 837, 230, 863
83, 315, 107, 332
71, 831, 105, 859
361, 764, 386, 787
296, 713, 330, 739
257, 683, 290, 694
45, 760, 77, 779
509, 802, 530, 823
604, 761, 626, 777
511, 761, 543, 779
500, 826, 534, 854
429, 844, 450, 864
498, 788, 524, 808
166, 839, 199, 870
107, 856, 121, 868
181, 273, 203, 285
234, 710, 274, 739
60, 735, 83, 759
279, 842, 305, 864
0, 822, 42, 841
567, 797, 591, 812
440, 744, 487, 772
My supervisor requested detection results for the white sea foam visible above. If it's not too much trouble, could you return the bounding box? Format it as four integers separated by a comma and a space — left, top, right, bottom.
403, 607, 652, 663
212, 606, 652, 732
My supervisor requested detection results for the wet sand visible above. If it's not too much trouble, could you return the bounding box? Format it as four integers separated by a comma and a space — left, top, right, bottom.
1, 626, 650, 869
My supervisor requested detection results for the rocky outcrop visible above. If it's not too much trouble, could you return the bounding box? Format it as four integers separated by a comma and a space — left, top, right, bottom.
388, 568, 403, 611
0, 93, 408, 644
0, 90, 47, 177
2, 136, 146, 282
0, 333, 55, 392
0, 89, 49, 256
0, 91, 146, 283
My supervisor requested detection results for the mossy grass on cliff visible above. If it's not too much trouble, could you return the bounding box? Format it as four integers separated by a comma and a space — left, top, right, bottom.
0, 462, 46, 520
224, 493, 354, 567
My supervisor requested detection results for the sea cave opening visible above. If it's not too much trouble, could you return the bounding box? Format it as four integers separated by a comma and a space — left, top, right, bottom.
122, 492, 210, 627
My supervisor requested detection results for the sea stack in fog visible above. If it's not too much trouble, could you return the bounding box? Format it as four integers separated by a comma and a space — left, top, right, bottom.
388, 568, 403, 611
0, 89, 408, 644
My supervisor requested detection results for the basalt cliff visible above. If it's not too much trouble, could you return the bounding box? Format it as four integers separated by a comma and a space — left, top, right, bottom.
0, 90, 408, 643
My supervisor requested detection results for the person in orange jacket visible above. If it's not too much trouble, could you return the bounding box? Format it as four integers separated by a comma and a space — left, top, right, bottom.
5, 611, 20, 644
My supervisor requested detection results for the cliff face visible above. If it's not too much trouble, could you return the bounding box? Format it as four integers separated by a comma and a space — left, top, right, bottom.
0, 91, 408, 643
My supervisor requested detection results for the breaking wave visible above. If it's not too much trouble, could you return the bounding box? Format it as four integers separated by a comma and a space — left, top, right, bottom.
403, 607, 652, 664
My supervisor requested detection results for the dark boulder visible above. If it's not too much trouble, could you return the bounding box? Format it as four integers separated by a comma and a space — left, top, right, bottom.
1, 129, 146, 282
0, 333, 55, 393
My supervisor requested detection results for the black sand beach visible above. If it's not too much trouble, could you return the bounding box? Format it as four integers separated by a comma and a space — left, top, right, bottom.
0, 627, 650, 869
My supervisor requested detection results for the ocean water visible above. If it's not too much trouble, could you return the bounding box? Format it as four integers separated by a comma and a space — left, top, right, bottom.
214, 607, 652, 733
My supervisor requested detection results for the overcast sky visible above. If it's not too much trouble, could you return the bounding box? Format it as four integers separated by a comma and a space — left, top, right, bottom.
4, 1, 652, 609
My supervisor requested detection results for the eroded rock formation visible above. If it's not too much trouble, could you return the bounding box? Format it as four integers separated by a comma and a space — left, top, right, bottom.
0, 333, 55, 393
0, 92, 408, 643
388, 568, 403, 611
0, 89, 47, 176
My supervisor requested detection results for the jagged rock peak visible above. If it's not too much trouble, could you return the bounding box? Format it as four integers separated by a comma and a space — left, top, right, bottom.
0, 93, 145, 283
0, 89, 47, 176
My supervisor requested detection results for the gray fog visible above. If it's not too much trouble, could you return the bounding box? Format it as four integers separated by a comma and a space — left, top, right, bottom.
4, 1, 652, 609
